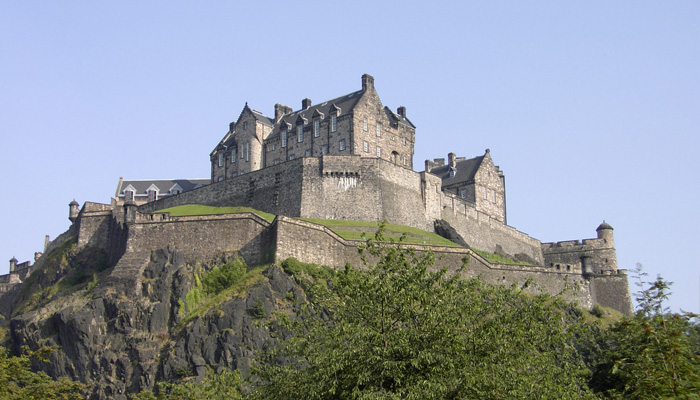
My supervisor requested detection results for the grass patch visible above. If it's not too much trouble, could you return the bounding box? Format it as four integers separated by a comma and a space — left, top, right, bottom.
296, 218, 461, 247
176, 265, 268, 330
471, 249, 522, 265
154, 204, 276, 222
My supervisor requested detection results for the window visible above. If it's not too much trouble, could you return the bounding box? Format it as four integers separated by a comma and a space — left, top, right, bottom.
402, 137, 406, 145
331, 114, 337, 132
125, 190, 135, 202
460, 189, 467, 199
491, 189, 496, 203
314, 119, 320, 137
363, 140, 369, 153
305, 149, 312, 157
339, 139, 346, 151
231, 148, 237, 163
274, 159, 281, 165
376, 123, 381, 137
217, 176, 224, 182
376, 146, 381, 157
449, 168, 456, 178
243, 121, 248, 130
289, 154, 295, 160
297, 125, 303, 142
402, 156, 406, 166
218, 153, 224, 167
245, 142, 250, 162
232, 171, 238, 177
322, 145, 328, 155
363, 117, 368, 131
483, 187, 487, 200
281, 129, 287, 147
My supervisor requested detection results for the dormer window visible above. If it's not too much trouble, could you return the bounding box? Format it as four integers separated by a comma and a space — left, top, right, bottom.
449, 167, 456, 178
147, 187, 159, 202
331, 114, 337, 132
124, 189, 135, 202
314, 119, 320, 137
282, 129, 287, 147
297, 125, 303, 143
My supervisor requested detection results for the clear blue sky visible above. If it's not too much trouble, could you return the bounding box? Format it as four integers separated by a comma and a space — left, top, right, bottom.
1, 1, 698, 313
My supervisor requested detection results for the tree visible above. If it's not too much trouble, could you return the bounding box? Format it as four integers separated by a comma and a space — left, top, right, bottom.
592, 271, 700, 399
0, 346, 84, 400
130, 369, 242, 400
252, 226, 598, 399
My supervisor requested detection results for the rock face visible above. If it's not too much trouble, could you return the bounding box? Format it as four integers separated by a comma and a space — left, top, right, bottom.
8, 246, 305, 399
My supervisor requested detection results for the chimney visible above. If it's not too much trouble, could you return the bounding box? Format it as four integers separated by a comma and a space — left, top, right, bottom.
397, 106, 406, 118
274, 103, 292, 123
448, 152, 456, 167
302, 98, 312, 110
361, 74, 375, 92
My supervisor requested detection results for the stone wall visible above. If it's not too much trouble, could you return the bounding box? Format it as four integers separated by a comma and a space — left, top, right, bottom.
76, 202, 113, 250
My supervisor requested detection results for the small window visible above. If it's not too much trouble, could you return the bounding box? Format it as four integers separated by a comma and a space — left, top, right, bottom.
218, 153, 224, 167
339, 139, 346, 151
297, 125, 303, 143
231, 148, 237, 163
245, 142, 250, 162
491, 189, 496, 203
376, 123, 381, 137
402, 137, 407, 145
289, 154, 296, 160
232, 171, 238, 177
305, 149, 312, 157
217, 176, 224, 182
331, 114, 337, 132
242, 121, 248, 130
376, 146, 381, 157
274, 159, 281, 165
483, 187, 487, 200
322, 145, 328, 155
460, 189, 467, 199
402, 156, 406, 166
449, 168, 456, 178
125, 190, 135, 202
363, 117, 368, 131
363, 141, 369, 153
314, 119, 320, 137
281, 129, 287, 147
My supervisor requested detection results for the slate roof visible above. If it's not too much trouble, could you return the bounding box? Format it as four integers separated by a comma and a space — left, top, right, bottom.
429, 156, 485, 186
251, 109, 274, 126
115, 178, 210, 198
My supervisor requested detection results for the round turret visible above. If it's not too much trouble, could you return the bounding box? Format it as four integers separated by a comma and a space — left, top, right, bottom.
9, 256, 17, 273
596, 221, 614, 246
69, 200, 80, 223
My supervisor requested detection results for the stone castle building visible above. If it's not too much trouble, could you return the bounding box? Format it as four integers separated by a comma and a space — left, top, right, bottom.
1, 74, 632, 316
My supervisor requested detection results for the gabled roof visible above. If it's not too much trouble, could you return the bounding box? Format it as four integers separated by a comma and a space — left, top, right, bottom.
430, 156, 485, 186
384, 106, 415, 128
115, 178, 210, 197
251, 109, 274, 126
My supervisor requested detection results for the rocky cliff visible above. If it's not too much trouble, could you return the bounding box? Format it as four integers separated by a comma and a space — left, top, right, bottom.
4, 238, 306, 399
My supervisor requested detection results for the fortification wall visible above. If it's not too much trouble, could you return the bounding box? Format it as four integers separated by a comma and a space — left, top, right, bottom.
542, 238, 618, 274
440, 193, 544, 263
124, 212, 274, 266
76, 202, 112, 250
591, 273, 633, 314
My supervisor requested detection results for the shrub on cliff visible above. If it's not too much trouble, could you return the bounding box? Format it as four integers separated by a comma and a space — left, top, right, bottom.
202, 257, 247, 296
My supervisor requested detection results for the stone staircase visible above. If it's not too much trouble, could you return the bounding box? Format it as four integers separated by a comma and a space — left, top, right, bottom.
106, 250, 151, 295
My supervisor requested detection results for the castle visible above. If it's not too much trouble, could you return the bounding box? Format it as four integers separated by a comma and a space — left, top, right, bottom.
1, 74, 633, 316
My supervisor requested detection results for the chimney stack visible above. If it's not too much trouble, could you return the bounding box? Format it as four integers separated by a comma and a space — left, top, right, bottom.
302, 98, 312, 110
397, 106, 406, 118
361, 74, 375, 92
448, 152, 456, 167
274, 103, 292, 123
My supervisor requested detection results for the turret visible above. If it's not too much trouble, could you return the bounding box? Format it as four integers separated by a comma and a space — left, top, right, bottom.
596, 221, 614, 247
9, 257, 17, 273
69, 200, 79, 223
124, 200, 137, 225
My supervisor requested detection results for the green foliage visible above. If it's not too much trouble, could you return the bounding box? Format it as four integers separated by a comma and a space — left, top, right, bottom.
252, 224, 598, 399
472, 248, 522, 265
591, 271, 700, 399
590, 304, 604, 318
248, 298, 266, 319
184, 288, 203, 314
130, 369, 242, 400
154, 204, 275, 222
0, 346, 85, 400
280, 257, 335, 284
201, 258, 247, 296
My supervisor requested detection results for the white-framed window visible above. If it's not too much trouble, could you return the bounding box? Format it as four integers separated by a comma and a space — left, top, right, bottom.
124, 189, 135, 202
245, 142, 250, 162
289, 154, 295, 160
331, 114, 337, 132
314, 119, 320, 137
402, 137, 406, 145
460, 189, 467, 199
363, 140, 369, 153
297, 125, 303, 142
363, 117, 368, 131
483, 186, 487, 200
305, 149, 312, 157
339, 139, 346, 151
282, 129, 287, 147
322, 145, 328, 155
218, 152, 224, 167
376, 146, 381, 157
376, 123, 381, 137
402, 156, 406, 166
231, 148, 237, 163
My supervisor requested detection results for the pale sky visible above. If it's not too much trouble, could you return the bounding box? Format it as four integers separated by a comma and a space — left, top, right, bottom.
1, 1, 698, 313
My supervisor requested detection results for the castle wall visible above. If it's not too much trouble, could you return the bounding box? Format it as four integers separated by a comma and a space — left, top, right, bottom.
76, 202, 112, 250
124, 212, 274, 266
542, 238, 618, 274
590, 273, 633, 314
440, 193, 544, 263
